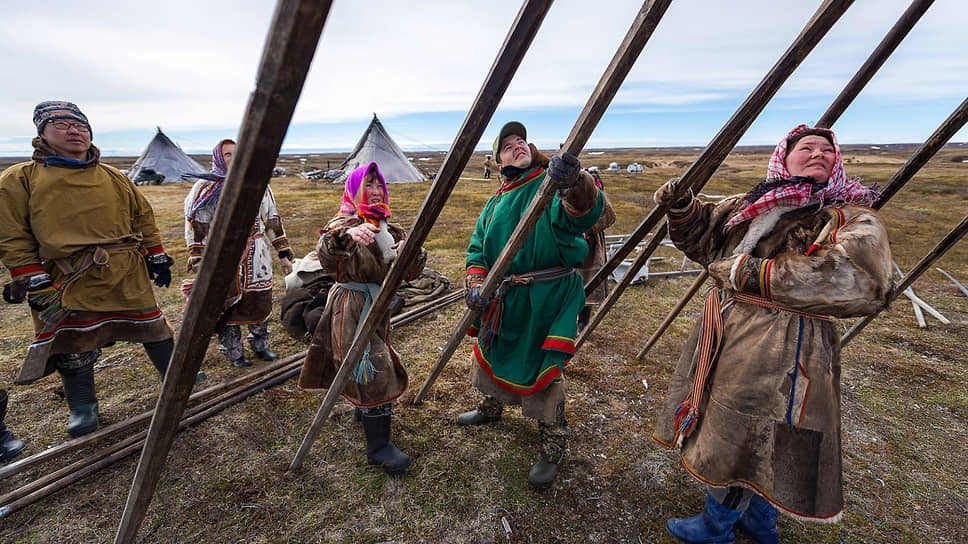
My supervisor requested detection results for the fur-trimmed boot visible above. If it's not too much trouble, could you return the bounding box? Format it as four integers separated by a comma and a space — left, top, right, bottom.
361, 404, 410, 475
59, 360, 99, 438
736, 494, 778, 544
0, 390, 26, 461
666, 493, 743, 544
528, 416, 569, 488
456, 395, 503, 426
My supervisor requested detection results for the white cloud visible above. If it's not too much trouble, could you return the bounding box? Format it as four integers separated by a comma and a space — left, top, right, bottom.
0, 0, 965, 149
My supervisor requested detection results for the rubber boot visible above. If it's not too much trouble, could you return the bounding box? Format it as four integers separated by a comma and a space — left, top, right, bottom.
577, 306, 592, 334
736, 494, 778, 544
60, 364, 99, 438
361, 405, 410, 475
456, 396, 503, 426
528, 417, 569, 488
666, 493, 743, 544
0, 390, 26, 461
144, 338, 206, 383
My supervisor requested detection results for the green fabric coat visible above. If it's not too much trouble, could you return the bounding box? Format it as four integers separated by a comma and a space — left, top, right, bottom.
466, 166, 603, 394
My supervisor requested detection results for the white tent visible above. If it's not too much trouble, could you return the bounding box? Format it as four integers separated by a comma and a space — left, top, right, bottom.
127, 128, 205, 184
607, 162, 621, 172
338, 114, 427, 183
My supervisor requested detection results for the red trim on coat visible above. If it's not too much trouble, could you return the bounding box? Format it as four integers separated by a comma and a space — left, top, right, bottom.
542, 337, 575, 355
472, 342, 564, 395
10, 264, 44, 278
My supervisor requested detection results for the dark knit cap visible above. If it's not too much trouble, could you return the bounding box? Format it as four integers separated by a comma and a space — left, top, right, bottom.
33, 101, 91, 136
492, 121, 526, 164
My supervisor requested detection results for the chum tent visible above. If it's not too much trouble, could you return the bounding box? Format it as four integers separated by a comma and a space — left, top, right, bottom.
338, 114, 427, 183
126, 127, 206, 184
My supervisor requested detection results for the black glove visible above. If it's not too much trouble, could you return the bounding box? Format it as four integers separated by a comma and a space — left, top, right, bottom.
27, 273, 54, 311
278, 249, 295, 261
3, 277, 28, 303
146, 253, 174, 288
549, 152, 581, 195
465, 285, 490, 313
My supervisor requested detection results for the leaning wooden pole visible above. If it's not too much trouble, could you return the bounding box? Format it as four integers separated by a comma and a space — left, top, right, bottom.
635, 270, 708, 359
583, 0, 855, 299
115, 2, 333, 542
815, 0, 934, 128
412, 0, 674, 405
633, 0, 936, 359
575, 222, 667, 349
573, 0, 854, 347
841, 214, 968, 346
288, 0, 556, 471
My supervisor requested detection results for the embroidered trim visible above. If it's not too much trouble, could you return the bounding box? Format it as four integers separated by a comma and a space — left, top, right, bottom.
668, 199, 699, 225
10, 263, 44, 278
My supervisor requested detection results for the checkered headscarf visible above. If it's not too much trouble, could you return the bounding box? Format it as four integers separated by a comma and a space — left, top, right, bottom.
725, 124, 879, 230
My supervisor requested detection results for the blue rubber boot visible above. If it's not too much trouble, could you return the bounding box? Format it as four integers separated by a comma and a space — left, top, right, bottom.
736, 494, 779, 544
667, 493, 742, 544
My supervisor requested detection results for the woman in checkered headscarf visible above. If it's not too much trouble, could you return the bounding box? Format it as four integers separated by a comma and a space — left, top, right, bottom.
650, 125, 892, 543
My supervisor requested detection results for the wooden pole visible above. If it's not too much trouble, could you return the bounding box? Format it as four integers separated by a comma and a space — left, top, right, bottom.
575, 0, 853, 346
841, 214, 968, 346
635, 270, 708, 359
115, 2, 333, 541
0, 365, 301, 520
583, 0, 855, 298
815, 0, 934, 128
0, 351, 305, 481
288, 0, 556, 471
872, 96, 968, 209
411, 0, 674, 405
575, 222, 667, 350
631, 1, 939, 358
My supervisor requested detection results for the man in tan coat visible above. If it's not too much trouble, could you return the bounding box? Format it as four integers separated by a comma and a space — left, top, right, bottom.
0, 101, 175, 438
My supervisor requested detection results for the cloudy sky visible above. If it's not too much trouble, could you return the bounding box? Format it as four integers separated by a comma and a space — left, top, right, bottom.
1, 0, 965, 156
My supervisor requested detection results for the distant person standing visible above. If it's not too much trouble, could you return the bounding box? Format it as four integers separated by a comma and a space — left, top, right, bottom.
184, 139, 294, 368
457, 121, 604, 488
482, 154, 497, 180
0, 101, 176, 438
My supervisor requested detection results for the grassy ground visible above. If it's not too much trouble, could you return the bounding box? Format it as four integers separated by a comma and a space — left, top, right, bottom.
0, 146, 966, 543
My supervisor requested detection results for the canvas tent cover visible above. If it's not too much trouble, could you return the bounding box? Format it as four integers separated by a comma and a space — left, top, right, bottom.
338, 114, 427, 183
127, 128, 206, 183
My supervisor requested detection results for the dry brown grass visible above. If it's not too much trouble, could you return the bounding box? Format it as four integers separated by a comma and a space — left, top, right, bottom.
0, 146, 966, 543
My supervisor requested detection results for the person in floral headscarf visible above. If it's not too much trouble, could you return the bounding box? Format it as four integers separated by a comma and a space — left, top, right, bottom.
184, 139, 294, 368
651, 125, 893, 543
297, 162, 425, 476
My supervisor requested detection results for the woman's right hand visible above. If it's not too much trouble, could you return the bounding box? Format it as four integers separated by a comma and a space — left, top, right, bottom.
347, 223, 379, 246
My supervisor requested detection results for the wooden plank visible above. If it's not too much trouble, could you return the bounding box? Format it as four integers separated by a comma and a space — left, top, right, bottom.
841, 214, 968, 346
584, 0, 855, 297
114, 2, 333, 542
288, 0, 556, 470
411, 0, 674, 405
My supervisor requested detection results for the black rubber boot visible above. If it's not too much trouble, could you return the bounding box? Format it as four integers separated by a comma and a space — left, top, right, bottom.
361, 405, 410, 475
231, 356, 253, 368
528, 414, 569, 489
0, 390, 26, 461
577, 306, 592, 334
144, 338, 174, 378
456, 396, 503, 426
253, 349, 278, 361
60, 364, 99, 438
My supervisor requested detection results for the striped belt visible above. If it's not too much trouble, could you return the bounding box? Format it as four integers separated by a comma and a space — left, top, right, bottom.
671, 288, 830, 446
479, 266, 577, 351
